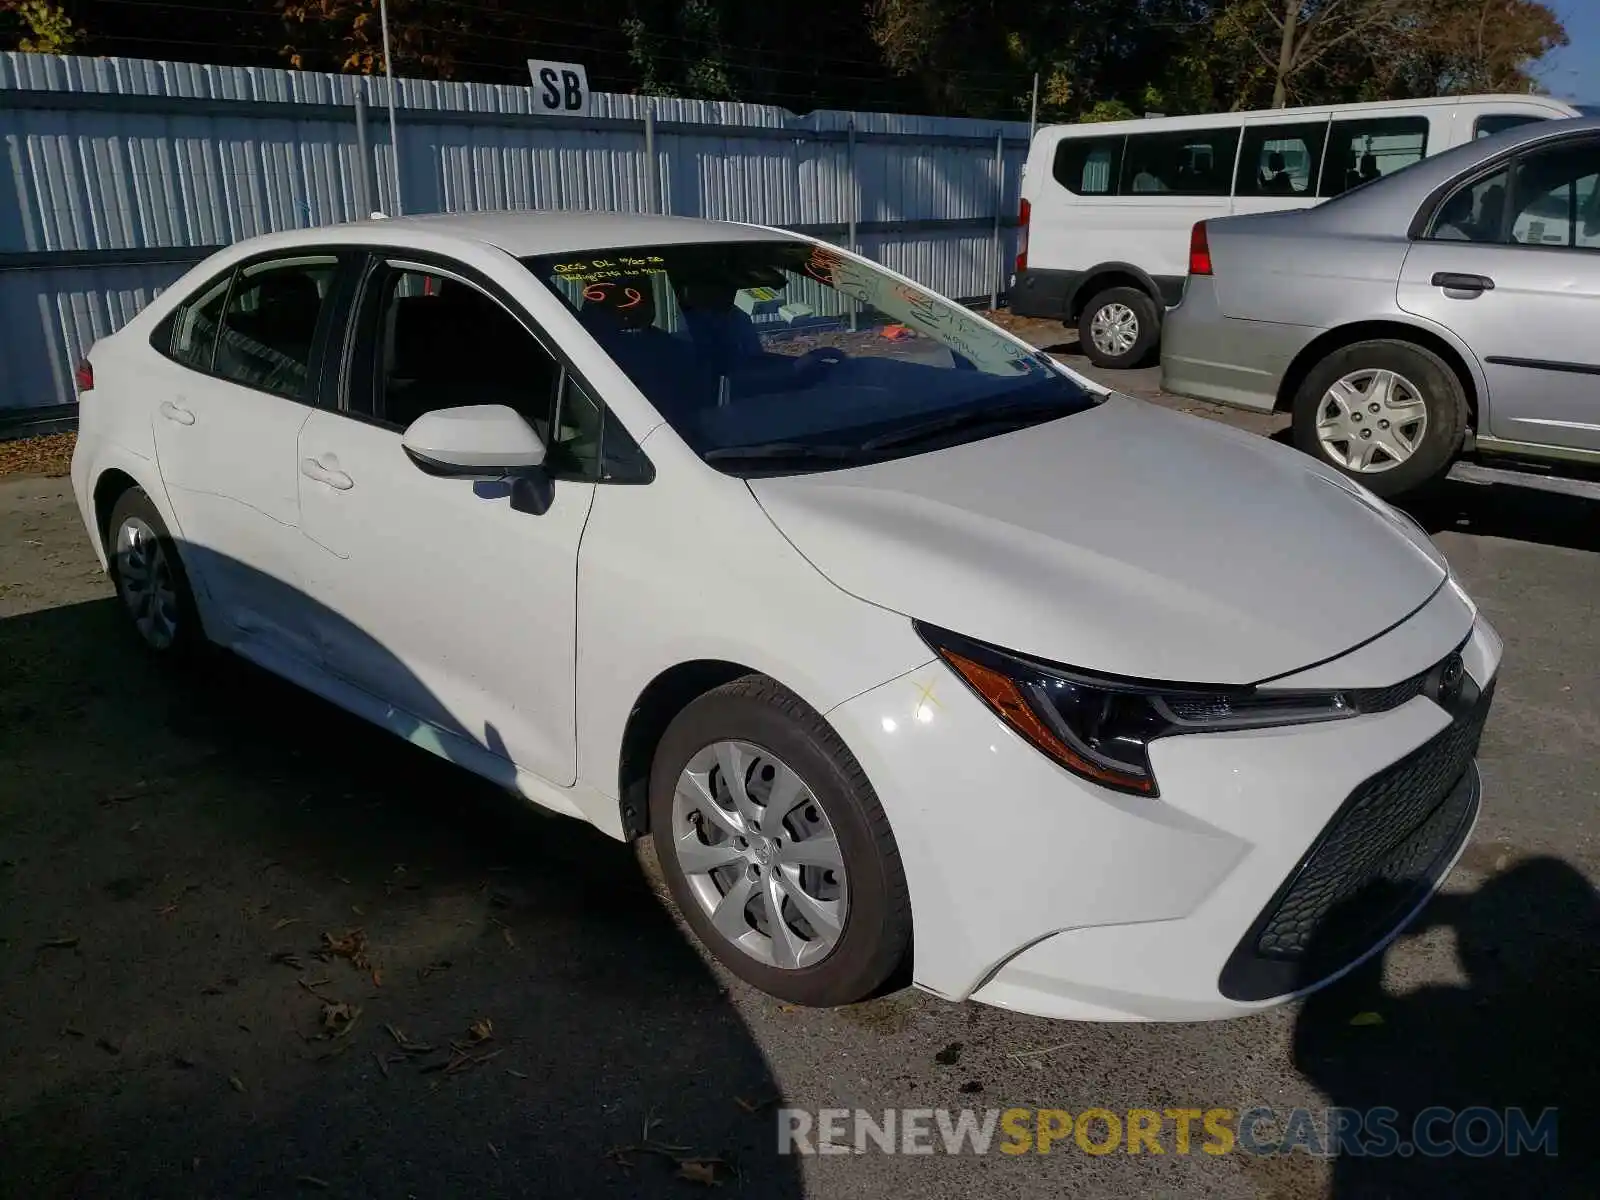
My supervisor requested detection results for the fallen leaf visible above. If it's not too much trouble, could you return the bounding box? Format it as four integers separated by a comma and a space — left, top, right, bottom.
1349, 1011, 1385, 1027
676, 1159, 727, 1186
487, 1142, 501, 1159
59, 1025, 86, 1039
320, 1001, 363, 1039
419, 960, 452, 980
320, 928, 372, 971
269, 951, 305, 970
467, 1017, 494, 1044
39, 936, 80, 950
157, 903, 180, 917
505, 1068, 528, 1079
96, 1037, 122, 1055
776, 1003, 799, 1013
294, 1176, 329, 1190
228, 1075, 246, 1093
501, 926, 517, 950
371, 968, 382, 987
272, 917, 303, 931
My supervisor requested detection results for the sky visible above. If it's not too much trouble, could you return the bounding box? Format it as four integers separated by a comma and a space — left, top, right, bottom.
1536, 0, 1599, 105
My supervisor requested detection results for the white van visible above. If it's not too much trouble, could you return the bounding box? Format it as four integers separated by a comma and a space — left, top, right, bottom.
1012, 93, 1583, 368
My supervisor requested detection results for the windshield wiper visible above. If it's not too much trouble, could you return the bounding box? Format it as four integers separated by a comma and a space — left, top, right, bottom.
859, 396, 1084, 453
703, 441, 867, 465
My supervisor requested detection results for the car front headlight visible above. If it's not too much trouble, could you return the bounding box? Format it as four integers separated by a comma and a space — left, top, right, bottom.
916, 622, 1357, 797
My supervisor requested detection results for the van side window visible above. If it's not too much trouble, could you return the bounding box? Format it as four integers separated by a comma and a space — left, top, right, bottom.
1476, 113, 1547, 139
1053, 136, 1124, 196
1119, 129, 1239, 197
1320, 117, 1429, 198
1236, 123, 1327, 198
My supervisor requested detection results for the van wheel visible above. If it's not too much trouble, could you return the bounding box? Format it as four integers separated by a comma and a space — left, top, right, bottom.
1077, 286, 1160, 369
1292, 339, 1466, 500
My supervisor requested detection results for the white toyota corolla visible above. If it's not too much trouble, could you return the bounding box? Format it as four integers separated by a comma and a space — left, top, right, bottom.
70, 212, 1500, 1021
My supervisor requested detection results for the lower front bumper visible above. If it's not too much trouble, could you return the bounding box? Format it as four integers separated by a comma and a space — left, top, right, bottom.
827, 600, 1500, 1022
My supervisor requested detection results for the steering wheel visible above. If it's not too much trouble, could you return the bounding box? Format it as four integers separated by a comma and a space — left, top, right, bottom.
790, 346, 847, 387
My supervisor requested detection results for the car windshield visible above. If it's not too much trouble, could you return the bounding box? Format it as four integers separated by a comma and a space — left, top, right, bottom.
522, 241, 1095, 475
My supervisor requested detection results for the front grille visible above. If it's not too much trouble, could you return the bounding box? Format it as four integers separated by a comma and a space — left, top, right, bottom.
1349, 670, 1430, 714
1219, 679, 1492, 1002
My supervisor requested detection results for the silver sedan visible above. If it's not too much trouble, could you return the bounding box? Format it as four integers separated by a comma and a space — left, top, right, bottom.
1161, 114, 1600, 498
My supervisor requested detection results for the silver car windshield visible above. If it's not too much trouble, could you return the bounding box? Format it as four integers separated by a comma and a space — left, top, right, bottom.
523, 241, 1093, 475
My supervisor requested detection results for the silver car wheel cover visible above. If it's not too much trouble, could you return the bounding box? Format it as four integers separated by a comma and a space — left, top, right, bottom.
670, 740, 848, 970
115, 516, 180, 649
1315, 368, 1430, 473
1089, 302, 1139, 357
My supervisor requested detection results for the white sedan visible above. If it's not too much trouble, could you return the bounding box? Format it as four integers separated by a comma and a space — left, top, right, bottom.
70, 211, 1500, 1020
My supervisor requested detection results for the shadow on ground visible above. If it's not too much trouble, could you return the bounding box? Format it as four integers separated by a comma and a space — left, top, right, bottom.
1291, 856, 1600, 1195
0, 595, 801, 1197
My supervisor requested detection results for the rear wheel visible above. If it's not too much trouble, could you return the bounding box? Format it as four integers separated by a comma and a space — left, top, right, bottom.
649, 675, 910, 1007
1077, 286, 1161, 369
1292, 339, 1467, 499
105, 487, 202, 658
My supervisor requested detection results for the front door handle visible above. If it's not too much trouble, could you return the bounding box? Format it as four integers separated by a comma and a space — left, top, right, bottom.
301, 456, 354, 491
159, 400, 195, 426
1431, 271, 1495, 295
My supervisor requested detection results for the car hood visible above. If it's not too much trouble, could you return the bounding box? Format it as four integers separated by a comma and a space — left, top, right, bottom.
748, 395, 1447, 684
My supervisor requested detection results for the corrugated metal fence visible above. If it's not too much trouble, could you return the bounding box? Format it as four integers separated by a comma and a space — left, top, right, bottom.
0, 52, 1028, 410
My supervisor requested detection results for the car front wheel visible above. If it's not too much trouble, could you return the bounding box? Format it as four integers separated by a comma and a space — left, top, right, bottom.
649, 676, 911, 1007
1292, 339, 1467, 499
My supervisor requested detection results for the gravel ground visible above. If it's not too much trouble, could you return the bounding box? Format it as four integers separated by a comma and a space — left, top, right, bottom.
2, 368, 1598, 1198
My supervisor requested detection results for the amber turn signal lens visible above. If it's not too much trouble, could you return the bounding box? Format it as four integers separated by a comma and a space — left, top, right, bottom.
939, 649, 1156, 795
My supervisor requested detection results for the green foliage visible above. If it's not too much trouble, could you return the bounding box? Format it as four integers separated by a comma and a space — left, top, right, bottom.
7, 0, 82, 52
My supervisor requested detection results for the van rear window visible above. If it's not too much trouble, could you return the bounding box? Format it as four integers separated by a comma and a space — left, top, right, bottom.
1052, 136, 1123, 195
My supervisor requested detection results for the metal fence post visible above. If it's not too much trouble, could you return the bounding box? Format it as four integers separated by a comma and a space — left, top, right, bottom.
847, 118, 858, 332
378, 0, 403, 214
353, 91, 376, 219
991, 127, 1004, 311
643, 100, 658, 215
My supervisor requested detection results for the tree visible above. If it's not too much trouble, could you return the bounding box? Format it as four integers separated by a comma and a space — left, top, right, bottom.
1409, 0, 1567, 95
4, 0, 83, 52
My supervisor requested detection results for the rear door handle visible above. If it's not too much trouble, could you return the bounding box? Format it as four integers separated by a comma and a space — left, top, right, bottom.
301, 456, 353, 491
159, 400, 195, 425
1431, 271, 1495, 294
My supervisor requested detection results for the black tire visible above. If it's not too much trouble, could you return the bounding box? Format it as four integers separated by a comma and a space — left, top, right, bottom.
648, 675, 911, 1007
104, 486, 204, 659
1076, 285, 1161, 369
1291, 339, 1467, 500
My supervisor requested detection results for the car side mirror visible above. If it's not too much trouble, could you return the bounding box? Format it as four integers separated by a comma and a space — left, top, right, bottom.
402, 404, 554, 515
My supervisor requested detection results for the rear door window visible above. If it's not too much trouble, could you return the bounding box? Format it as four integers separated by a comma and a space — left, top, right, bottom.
1476, 112, 1548, 139
1509, 140, 1600, 250
1321, 117, 1429, 197
1236, 121, 1327, 198
1120, 128, 1240, 196
211, 256, 339, 400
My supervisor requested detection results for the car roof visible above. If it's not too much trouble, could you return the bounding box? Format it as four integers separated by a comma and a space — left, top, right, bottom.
1220, 113, 1600, 236
227, 211, 799, 260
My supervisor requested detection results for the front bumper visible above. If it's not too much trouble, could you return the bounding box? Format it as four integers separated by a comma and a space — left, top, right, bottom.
826, 585, 1500, 1022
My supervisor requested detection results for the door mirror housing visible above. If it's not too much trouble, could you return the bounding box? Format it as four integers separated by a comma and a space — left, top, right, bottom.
401, 405, 547, 479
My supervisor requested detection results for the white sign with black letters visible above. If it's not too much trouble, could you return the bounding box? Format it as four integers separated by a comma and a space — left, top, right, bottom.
527, 60, 590, 116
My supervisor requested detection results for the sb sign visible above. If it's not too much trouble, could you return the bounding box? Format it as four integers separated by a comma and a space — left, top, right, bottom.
527, 60, 590, 116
